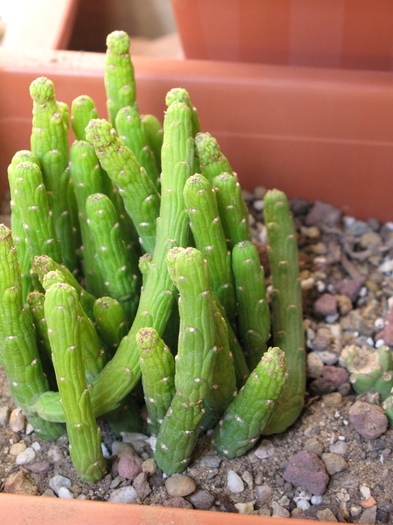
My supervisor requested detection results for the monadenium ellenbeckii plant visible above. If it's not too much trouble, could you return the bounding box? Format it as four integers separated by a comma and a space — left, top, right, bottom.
0, 29, 308, 481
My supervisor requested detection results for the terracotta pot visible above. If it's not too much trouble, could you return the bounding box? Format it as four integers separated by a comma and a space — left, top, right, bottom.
171, 0, 393, 70
0, 47, 392, 223
1, 0, 79, 50
0, 46, 391, 524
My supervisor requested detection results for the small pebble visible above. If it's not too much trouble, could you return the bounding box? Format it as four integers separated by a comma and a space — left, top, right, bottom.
254, 439, 275, 459
188, 489, 215, 510
165, 474, 196, 497
9, 408, 26, 432
49, 475, 72, 496
283, 451, 329, 496
15, 447, 36, 465
0, 405, 11, 426
108, 486, 138, 504
255, 483, 272, 505
227, 470, 244, 493
321, 453, 349, 475
58, 486, 73, 499
296, 498, 310, 511
317, 508, 338, 522
329, 440, 349, 455
314, 293, 338, 317
9, 442, 27, 456
306, 352, 324, 379
271, 501, 290, 518
348, 400, 388, 439
117, 447, 143, 480
234, 502, 254, 514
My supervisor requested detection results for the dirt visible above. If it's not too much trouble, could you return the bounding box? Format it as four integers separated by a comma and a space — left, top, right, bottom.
0, 192, 393, 523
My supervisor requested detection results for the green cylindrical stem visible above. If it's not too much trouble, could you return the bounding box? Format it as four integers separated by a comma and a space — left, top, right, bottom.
93, 296, 129, 357
85, 118, 160, 254
29, 76, 78, 274
41, 270, 106, 383
141, 113, 163, 171
32, 254, 96, 321
44, 282, 107, 481
213, 347, 287, 458
194, 132, 233, 183
165, 88, 201, 137
137, 327, 175, 435
70, 140, 108, 296
165, 87, 200, 173
36, 100, 194, 422
212, 172, 251, 249
0, 224, 64, 439
26, 290, 57, 391
71, 95, 99, 140
232, 240, 270, 370
262, 189, 306, 434
202, 296, 237, 430
85, 192, 141, 322
57, 101, 70, 130
115, 104, 160, 188
105, 30, 136, 125
155, 247, 217, 474
184, 173, 236, 326
7, 150, 41, 300
12, 161, 62, 264
215, 299, 250, 388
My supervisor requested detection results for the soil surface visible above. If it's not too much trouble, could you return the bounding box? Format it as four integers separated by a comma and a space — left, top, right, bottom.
1, 190, 393, 523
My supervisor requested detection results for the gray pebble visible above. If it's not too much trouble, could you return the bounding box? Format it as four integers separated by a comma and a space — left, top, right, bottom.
47, 444, 63, 463
329, 440, 349, 455
49, 474, 72, 496
255, 483, 272, 505
199, 456, 221, 469
304, 437, 324, 457
227, 469, 244, 493
271, 501, 290, 518
188, 489, 215, 510
165, 474, 196, 497
108, 486, 138, 504
254, 439, 275, 459
359, 506, 377, 525
0, 405, 11, 426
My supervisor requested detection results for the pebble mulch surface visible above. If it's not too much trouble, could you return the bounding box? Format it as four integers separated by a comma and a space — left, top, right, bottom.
1, 188, 393, 523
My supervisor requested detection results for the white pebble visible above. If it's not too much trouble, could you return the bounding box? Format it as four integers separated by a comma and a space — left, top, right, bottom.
31, 441, 41, 452
15, 446, 36, 465
253, 199, 264, 211
58, 487, 74, 499
25, 423, 34, 435
227, 470, 244, 493
296, 498, 311, 511
101, 442, 110, 458
311, 495, 323, 505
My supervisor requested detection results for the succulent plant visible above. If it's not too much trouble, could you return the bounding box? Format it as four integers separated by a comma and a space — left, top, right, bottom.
0, 30, 307, 480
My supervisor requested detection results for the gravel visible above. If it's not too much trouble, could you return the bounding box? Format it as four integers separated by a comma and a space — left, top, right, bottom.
1, 188, 393, 523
